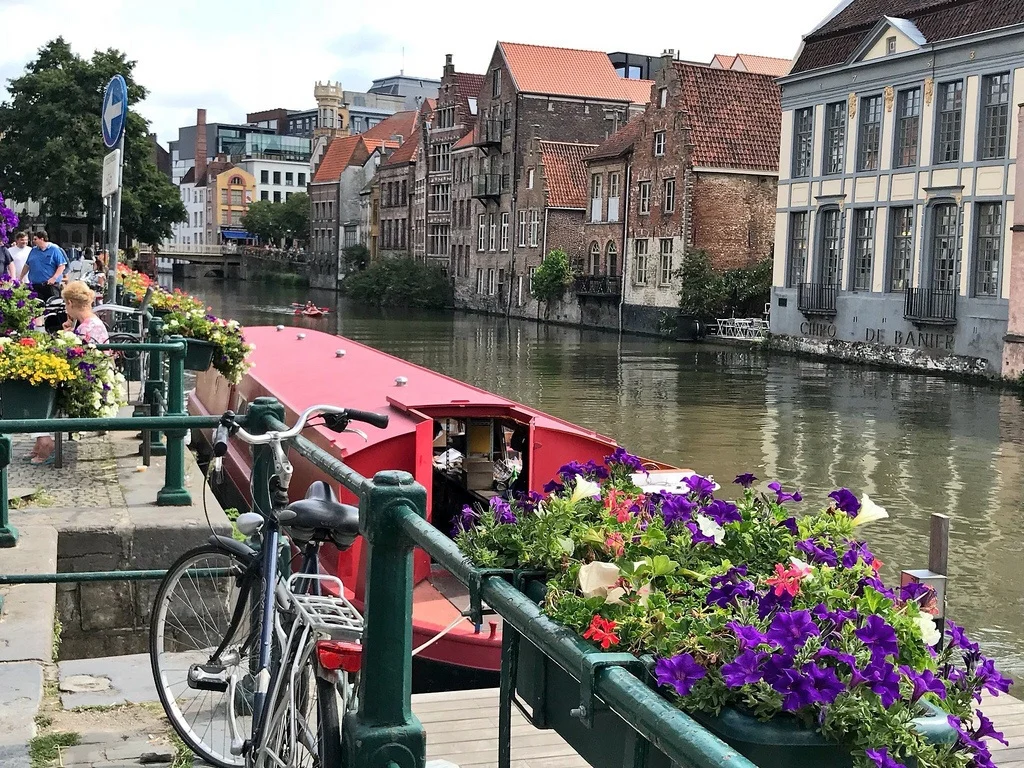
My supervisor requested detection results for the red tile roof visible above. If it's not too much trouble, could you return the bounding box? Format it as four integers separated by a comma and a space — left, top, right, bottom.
313, 110, 418, 183
620, 78, 654, 104
382, 101, 433, 168
733, 53, 793, 77
498, 42, 640, 102
539, 141, 597, 208
454, 72, 485, 99
312, 136, 363, 184
453, 127, 477, 150
584, 118, 643, 162
711, 54, 737, 69
362, 110, 417, 144
675, 62, 781, 171
793, 0, 1024, 74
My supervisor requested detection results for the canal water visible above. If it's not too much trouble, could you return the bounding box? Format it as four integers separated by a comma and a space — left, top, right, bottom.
183, 276, 1024, 680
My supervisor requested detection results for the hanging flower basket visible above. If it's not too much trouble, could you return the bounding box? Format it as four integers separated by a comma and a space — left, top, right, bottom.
0, 379, 57, 420
182, 339, 216, 372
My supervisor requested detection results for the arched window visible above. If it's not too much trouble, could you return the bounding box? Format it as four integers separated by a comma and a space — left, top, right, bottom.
230, 176, 243, 186
588, 241, 600, 275
606, 241, 618, 276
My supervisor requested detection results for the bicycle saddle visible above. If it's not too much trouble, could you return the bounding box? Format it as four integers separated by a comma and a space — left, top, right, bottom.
283, 481, 360, 550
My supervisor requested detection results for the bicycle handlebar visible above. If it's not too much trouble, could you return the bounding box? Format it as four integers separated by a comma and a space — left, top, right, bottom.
216, 404, 389, 450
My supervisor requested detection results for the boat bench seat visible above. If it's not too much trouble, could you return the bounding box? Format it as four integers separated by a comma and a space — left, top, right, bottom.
284, 480, 360, 550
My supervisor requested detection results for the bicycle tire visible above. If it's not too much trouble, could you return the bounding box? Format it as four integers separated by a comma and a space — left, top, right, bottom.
149, 544, 263, 768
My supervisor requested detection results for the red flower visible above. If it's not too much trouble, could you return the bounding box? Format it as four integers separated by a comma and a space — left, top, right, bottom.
18, 337, 36, 347
583, 615, 619, 649
765, 563, 802, 597
871, 558, 884, 572
604, 489, 637, 524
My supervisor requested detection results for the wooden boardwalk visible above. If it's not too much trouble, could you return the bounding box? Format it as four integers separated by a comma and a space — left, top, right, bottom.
414, 689, 1024, 768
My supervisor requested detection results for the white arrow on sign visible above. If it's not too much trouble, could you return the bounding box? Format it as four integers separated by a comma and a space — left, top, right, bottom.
103, 88, 123, 135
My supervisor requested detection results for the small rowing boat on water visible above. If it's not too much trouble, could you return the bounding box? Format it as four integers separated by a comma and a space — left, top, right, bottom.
290, 303, 330, 317
189, 327, 676, 673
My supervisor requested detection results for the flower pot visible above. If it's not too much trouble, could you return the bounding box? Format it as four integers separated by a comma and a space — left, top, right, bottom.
183, 339, 216, 372
0, 380, 57, 420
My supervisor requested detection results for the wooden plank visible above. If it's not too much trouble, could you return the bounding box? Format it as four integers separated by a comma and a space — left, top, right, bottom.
928, 513, 950, 574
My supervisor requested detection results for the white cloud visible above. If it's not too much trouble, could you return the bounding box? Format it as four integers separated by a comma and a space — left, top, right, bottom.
0, 0, 832, 144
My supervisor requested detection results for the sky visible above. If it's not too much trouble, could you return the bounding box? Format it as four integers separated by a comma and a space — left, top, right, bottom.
0, 0, 836, 146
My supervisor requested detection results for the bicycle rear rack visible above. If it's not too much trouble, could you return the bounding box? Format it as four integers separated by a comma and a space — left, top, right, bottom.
286, 573, 363, 642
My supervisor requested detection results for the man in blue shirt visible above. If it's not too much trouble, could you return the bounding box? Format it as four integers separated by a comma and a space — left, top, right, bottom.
20, 230, 67, 300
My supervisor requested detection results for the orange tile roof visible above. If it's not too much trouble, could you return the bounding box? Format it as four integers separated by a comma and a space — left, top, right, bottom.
498, 42, 639, 102
362, 110, 417, 144
585, 117, 643, 162
381, 132, 419, 167
539, 141, 597, 208
312, 136, 363, 184
674, 62, 781, 171
453, 127, 477, 150
733, 53, 792, 78
313, 110, 419, 183
620, 78, 654, 104
711, 54, 736, 69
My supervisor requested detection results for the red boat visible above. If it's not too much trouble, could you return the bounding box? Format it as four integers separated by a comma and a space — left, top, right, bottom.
189, 326, 664, 673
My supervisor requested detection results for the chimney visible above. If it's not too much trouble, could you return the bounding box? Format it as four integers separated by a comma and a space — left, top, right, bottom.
444, 53, 454, 78
195, 108, 208, 185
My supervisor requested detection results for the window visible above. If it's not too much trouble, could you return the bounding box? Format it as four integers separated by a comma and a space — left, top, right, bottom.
527, 168, 535, 189
230, 190, 242, 205
886, 36, 897, 55
889, 207, 914, 292
400, 180, 407, 202
221, 190, 228, 204
930, 203, 958, 292
819, 208, 842, 284
500, 213, 509, 251
285, 172, 294, 186
428, 224, 449, 257
974, 203, 1002, 296
502, 102, 511, 132
298, 173, 306, 186
606, 242, 618, 276
638, 181, 651, 214
934, 81, 964, 164
658, 88, 668, 108
792, 107, 814, 178
659, 239, 673, 285
591, 174, 602, 200
260, 170, 269, 184
260, 191, 269, 201
663, 178, 675, 213
273, 171, 281, 184
893, 88, 921, 168
477, 214, 486, 251
430, 143, 452, 172
857, 95, 882, 171
476, 268, 484, 293
529, 210, 540, 247
609, 173, 620, 198
591, 174, 603, 221
286, 192, 292, 200
588, 242, 600, 274
429, 184, 451, 212
851, 209, 875, 291
517, 210, 528, 246
633, 240, 649, 284
488, 213, 496, 251
787, 212, 808, 287
653, 131, 666, 156
979, 73, 1011, 161
823, 102, 846, 175
436, 107, 455, 129
528, 266, 537, 292
230, 176, 243, 186
487, 268, 496, 295
492, 69, 501, 98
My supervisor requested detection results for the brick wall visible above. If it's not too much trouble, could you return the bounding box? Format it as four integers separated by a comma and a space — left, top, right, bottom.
309, 182, 339, 288
691, 171, 777, 270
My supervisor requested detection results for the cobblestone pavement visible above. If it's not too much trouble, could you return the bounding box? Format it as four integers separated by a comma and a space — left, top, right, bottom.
8, 432, 125, 510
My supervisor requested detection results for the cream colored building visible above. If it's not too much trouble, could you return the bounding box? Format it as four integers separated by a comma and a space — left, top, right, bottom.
771, 0, 1024, 373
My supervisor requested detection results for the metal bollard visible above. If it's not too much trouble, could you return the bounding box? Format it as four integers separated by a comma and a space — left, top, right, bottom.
156, 336, 190, 506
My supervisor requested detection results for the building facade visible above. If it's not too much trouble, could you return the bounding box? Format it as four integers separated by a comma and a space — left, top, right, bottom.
204, 164, 257, 244
169, 170, 207, 246
235, 158, 309, 203
771, 0, 1024, 375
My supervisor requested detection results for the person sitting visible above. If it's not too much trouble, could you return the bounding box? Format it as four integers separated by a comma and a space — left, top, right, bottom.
26, 281, 109, 465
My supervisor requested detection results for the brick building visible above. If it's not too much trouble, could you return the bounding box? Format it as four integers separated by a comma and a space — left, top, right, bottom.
451, 128, 479, 282
454, 41, 651, 313
621, 57, 781, 327
374, 100, 434, 261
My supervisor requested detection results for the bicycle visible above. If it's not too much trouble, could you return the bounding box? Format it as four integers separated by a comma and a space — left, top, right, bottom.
148, 404, 389, 767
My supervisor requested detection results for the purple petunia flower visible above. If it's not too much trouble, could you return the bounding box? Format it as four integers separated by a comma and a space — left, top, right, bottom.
815, 646, 858, 671
811, 604, 857, 628
766, 610, 818, 652
516, 490, 544, 514
660, 492, 697, 527
857, 576, 896, 600
778, 517, 799, 535
851, 661, 901, 708
828, 487, 861, 516
865, 747, 906, 768
767, 481, 802, 504
654, 653, 706, 697
855, 615, 899, 661
606, 446, 644, 473
703, 498, 741, 525
805, 662, 845, 705
706, 569, 755, 608
542, 479, 564, 494
796, 538, 839, 567
721, 650, 767, 688
490, 496, 516, 525
899, 581, 933, 604
727, 621, 768, 650
772, 668, 820, 711
757, 588, 794, 618
451, 505, 478, 536
734, 473, 757, 488
976, 657, 1013, 696
684, 473, 716, 499
842, 540, 876, 569
974, 710, 1009, 746
946, 621, 981, 654
900, 667, 946, 702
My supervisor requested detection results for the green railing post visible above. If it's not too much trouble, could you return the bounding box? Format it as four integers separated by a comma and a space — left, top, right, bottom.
245, 397, 283, 519
0, 435, 16, 549
156, 336, 190, 506
343, 471, 426, 768
144, 316, 166, 456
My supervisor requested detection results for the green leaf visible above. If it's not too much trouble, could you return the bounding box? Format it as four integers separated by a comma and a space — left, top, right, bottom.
556, 536, 575, 555
650, 555, 679, 578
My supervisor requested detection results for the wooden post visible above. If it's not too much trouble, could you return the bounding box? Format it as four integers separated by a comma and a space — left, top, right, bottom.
928, 513, 950, 575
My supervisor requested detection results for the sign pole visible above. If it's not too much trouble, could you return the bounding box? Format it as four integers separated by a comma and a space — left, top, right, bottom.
100, 74, 128, 303
106, 132, 124, 303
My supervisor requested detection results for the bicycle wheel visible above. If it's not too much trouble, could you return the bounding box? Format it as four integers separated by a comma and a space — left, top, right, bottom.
150, 545, 263, 768
254, 635, 340, 768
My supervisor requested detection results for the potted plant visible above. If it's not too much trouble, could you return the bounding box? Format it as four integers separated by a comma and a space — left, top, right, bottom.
0, 336, 74, 418
162, 308, 253, 383
0, 276, 44, 334
456, 453, 1010, 768
46, 331, 128, 418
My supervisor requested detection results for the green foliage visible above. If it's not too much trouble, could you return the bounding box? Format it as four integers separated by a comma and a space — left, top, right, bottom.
342, 244, 370, 272
342, 257, 453, 309
239, 201, 277, 242
241, 193, 310, 243
677, 249, 772, 322
279, 192, 309, 240
0, 38, 185, 244
530, 249, 573, 302
29, 731, 80, 768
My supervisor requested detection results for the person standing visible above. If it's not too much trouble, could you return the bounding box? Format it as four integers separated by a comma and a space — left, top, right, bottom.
7, 231, 31, 280
19, 230, 67, 300
0, 240, 13, 278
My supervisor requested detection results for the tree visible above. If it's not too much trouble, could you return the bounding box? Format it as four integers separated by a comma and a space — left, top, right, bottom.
279, 192, 309, 242
240, 200, 279, 242
239, 193, 309, 244
530, 249, 573, 302
0, 38, 185, 245
677, 249, 772, 322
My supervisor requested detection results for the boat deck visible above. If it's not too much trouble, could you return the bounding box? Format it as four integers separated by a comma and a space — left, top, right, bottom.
979, 691, 1024, 766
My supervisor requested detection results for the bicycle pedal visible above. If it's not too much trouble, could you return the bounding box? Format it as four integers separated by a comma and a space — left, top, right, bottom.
187, 663, 229, 692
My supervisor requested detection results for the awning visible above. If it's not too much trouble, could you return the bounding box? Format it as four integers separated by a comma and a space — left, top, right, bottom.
221, 230, 252, 240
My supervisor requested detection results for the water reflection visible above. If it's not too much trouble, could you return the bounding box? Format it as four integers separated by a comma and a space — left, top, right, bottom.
184, 276, 1024, 677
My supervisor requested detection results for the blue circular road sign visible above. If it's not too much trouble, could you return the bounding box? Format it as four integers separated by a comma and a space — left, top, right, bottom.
101, 75, 128, 148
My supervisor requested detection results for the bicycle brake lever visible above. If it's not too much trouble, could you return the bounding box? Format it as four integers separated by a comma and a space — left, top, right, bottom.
343, 427, 368, 442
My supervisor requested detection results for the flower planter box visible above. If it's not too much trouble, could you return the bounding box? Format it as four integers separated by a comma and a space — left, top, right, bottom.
0, 380, 57, 420
182, 339, 216, 372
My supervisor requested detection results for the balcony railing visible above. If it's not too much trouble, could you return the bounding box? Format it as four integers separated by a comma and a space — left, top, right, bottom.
574, 275, 622, 297
480, 119, 502, 146
797, 283, 838, 315
472, 173, 501, 199
904, 287, 957, 324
